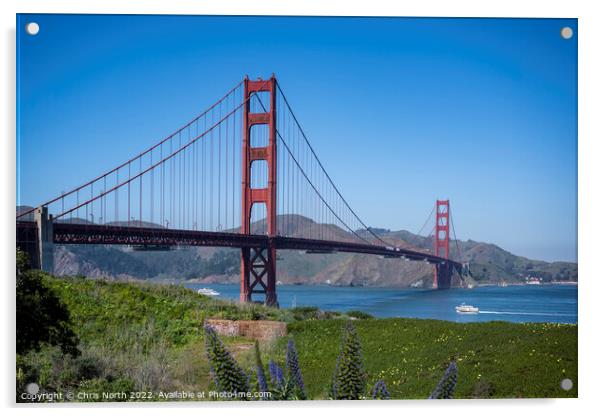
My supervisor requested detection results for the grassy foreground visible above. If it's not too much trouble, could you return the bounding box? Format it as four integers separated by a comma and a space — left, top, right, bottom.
17, 275, 577, 400
280, 319, 577, 399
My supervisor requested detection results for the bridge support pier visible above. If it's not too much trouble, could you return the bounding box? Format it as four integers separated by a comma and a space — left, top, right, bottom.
434, 262, 452, 289
240, 242, 277, 307
34, 206, 54, 274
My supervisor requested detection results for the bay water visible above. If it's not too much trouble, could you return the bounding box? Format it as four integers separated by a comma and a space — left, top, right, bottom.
184, 283, 577, 324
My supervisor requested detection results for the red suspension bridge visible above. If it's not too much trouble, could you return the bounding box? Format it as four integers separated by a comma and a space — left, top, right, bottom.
16, 75, 466, 306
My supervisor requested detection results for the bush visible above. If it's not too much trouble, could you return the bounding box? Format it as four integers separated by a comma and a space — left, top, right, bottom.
346, 310, 374, 320
291, 306, 321, 321
203, 325, 249, 399
330, 322, 366, 399
76, 377, 135, 402
16, 251, 79, 356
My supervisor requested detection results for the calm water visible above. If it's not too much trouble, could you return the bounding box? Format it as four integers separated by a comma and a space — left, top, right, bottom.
184, 283, 578, 324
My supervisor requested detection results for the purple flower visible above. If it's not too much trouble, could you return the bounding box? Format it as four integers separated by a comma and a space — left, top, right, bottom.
286, 339, 306, 399
429, 361, 458, 399
254, 341, 268, 398
269, 360, 284, 389
372, 379, 390, 400
203, 324, 249, 398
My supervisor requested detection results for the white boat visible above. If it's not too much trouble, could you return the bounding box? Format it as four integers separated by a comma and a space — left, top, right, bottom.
455, 303, 479, 314
197, 288, 220, 296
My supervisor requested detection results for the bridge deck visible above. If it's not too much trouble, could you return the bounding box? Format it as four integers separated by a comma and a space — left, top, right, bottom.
17, 221, 461, 268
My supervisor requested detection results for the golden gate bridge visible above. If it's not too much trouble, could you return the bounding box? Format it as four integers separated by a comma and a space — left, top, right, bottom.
16, 75, 466, 306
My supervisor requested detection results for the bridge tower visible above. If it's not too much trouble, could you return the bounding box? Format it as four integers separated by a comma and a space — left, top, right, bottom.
433, 199, 451, 289
34, 206, 54, 273
240, 76, 278, 306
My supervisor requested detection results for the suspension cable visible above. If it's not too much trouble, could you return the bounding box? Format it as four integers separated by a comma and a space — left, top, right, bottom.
275, 82, 390, 247
416, 203, 435, 236
54, 80, 270, 220
449, 205, 462, 260
17, 79, 245, 220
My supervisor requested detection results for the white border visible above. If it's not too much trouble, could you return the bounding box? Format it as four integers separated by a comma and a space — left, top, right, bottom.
2, 1, 600, 415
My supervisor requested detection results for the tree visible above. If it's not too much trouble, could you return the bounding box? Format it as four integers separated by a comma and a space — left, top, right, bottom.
330, 322, 366, 399
16, 249, 79, 356
203, 324, 249, 399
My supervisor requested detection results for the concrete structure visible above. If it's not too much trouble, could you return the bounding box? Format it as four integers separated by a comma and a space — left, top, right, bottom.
34, 206, 54, 274
205, 318, 287, 342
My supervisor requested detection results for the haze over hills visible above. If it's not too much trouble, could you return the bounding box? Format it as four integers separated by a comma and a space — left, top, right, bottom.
17, 207, 577, 287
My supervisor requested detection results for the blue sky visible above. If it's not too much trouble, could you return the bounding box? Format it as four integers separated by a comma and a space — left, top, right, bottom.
16, 15, 577, 262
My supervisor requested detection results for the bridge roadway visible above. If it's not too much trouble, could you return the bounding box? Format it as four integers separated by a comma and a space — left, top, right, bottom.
17, 220, 462, 269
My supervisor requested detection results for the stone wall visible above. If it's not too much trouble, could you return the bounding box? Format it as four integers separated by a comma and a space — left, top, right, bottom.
205, 319, 287, 342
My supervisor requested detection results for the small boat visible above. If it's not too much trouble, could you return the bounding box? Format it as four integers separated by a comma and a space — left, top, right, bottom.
197, 288, 220, 296
455, 303, 479, 314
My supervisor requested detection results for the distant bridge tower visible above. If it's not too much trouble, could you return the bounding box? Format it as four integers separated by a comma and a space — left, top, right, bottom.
240, 75, 278, 306
433, 199, 451, 289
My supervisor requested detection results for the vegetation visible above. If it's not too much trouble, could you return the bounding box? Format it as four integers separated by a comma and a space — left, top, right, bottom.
330, 322, 367, 399
16, 272, 294, 402
253, 341, 269, 398
203, 325, 249, 399
16, 250, 78, 356
428, 362, 458, 399
16, 272, 578, 401
283, 318, 577, 399
284, 339, 306, 399
371, 379, 390, 399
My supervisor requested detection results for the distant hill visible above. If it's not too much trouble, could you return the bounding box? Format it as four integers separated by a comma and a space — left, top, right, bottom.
16, 206, 35, 221
18, 209, 577, 287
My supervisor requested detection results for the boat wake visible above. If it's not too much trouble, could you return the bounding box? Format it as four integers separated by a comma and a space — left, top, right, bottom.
479, 310, 577, 317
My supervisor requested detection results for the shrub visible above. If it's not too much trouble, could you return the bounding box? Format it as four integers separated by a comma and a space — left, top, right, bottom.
346, 310, 374, 320
77, 377, 135, 402
291, 306, 321, 321
429, 362, 458, 399
203, 325, 249, 399
16, 257, 79, 356
471, 379, 495, 398
330, 322, 366, 399
75, 356, 102, 381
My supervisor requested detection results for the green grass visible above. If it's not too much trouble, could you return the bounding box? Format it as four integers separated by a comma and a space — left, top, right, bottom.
17, 275, 294, 401
45, 276, 292, 346
18, 275, 577, 401
273, 319, 577, 399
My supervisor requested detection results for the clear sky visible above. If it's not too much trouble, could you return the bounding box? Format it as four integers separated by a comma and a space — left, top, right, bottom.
16, 14, 577, 262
